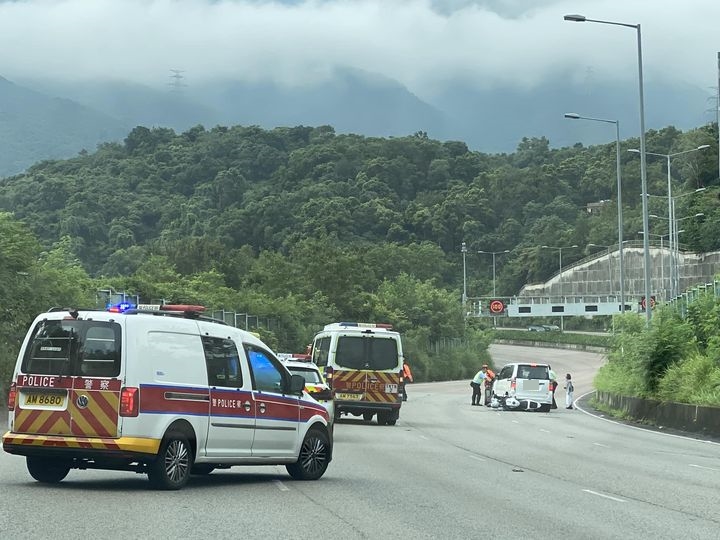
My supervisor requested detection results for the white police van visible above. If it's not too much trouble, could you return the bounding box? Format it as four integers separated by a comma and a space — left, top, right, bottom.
2, 304, 333, 489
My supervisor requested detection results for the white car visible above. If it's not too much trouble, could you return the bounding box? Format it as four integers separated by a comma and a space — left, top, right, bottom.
280, 359, 335, 422
491, 362, 553, 412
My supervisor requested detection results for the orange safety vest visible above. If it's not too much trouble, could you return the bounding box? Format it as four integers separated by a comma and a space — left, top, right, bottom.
402, 363, 413, 382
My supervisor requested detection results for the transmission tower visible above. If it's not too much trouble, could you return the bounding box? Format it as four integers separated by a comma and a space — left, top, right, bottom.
168, 69, 187, 93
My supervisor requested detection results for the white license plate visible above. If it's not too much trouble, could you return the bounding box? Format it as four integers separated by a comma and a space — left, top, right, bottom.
336, 393, 364, 401
385, 384, 398, 393
522, 380, 540, 391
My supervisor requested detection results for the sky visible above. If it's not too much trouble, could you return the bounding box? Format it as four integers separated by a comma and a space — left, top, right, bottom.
0, 0, 718, 101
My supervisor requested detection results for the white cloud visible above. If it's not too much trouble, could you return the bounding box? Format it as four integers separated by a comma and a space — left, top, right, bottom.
0, 0, 717, 98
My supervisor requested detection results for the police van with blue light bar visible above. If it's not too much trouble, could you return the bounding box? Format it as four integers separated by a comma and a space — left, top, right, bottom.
3, 303, 333, 490
310, 322, 404, 425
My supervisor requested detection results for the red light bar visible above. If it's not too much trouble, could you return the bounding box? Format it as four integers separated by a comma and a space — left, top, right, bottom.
159, 304, 206, 312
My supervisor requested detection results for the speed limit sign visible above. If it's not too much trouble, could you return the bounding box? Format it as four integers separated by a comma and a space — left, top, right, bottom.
489, 299, 505, 314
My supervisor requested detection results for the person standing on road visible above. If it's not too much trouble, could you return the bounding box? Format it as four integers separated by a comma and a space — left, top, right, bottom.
481, 364, 495, 406
564, 373, 574, 409
470, 369, 485, 406
549, 367, 558, 409
401, 360, 414, 401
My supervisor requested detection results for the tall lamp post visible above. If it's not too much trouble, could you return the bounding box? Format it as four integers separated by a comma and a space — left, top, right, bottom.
638, 232, 672, 300
541, 244, 578, 331
564, 13, 652, 324
461, 242, 468, 308
478, 249, 510, 327
477, 250, 510, 297
566, 112, 625, 313
629, 145, 710, 299
588, 243, 614, 295
649, 212, 704, 298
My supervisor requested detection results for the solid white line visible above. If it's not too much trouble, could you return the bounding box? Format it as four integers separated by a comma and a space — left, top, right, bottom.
469, 455, 486, 462
574, 390, 720, 447
582, 489, 626, 503
274, 480, 290, 492
689, 464, 720, 472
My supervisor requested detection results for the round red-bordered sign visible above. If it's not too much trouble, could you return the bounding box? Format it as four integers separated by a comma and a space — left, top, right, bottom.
640, 296, 656, 310
489, 299, 505, 314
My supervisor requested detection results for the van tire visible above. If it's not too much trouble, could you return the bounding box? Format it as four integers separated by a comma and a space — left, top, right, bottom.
26, 457, 70, 484
148, 432, 192, 490
363, 412, 374, 422
539, 404, 551, 412
286, 428, 330, 480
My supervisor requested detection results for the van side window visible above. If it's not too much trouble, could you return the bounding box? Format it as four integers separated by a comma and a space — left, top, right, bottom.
247, 346, 285, 393
313, 337, 331, 367
500, 366, 513, 379
203, 336, 243, 388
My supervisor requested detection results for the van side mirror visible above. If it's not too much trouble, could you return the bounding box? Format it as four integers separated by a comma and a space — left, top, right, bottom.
289, 374, 305, 395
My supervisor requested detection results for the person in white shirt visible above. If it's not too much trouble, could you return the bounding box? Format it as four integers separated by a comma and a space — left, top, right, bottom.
564, 373, 575, 409
470, 370, 485, 406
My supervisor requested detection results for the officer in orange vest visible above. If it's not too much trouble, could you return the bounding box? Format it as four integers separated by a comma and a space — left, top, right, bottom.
481, 364, 495, 406
401, 360, 414, 401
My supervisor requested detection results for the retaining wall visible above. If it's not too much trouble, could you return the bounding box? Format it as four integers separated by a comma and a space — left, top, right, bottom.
595, 390, 720, 438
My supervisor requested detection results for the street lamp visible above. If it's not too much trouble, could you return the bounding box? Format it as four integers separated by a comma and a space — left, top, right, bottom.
477, 250, 510, 297
588, 243, 614, 295
461, 242, 468, 307
650, 212, 704, 298
566, 112, 625, 313
541, 245, 579, 296
541, 244, 578, 331
638, 231, 673, 300
565, 13, 652, 324
629, 145, 709, 299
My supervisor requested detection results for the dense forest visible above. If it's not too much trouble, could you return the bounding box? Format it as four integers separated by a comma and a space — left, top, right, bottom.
1, 122, 720, 391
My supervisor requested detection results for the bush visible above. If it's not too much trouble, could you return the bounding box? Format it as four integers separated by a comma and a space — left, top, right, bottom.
657, 352, 720, 405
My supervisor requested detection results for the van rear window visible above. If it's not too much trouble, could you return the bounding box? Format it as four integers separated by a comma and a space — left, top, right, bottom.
22, 319, 121, 377
518, 365, 549, 380
335, 336, 399, 371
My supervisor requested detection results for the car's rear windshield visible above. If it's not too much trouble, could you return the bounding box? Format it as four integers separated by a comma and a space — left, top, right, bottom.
288, 367, 323, 384
335, 335, 399, 371
517, 365, 549, 380
21, 319, 122, 377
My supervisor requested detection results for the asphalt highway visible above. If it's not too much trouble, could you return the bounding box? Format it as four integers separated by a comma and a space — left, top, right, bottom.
1, 344, 718, 539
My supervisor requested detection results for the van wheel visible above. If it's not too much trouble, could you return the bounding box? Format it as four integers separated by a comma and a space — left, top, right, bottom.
26, 457, 70, 484
148, 432, 192, 490
286, 429, 330, 480
363, 412, 374, 422
539, 404, 551, 412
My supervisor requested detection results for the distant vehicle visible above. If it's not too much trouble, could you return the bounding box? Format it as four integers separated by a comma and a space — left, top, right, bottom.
491, 362, 553, 412
280, 358, 334, 422
542, 324, 561, 332
527, 325, 547, 332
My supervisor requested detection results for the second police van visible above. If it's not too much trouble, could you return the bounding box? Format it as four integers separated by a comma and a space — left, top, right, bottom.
311, 322, 404, 425
2, 304, 333, 490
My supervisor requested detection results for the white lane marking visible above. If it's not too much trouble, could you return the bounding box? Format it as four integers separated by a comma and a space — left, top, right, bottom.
469, 455, 486, 462
419, 435, 429, 440
689, 464, 720, 472
582, 489, 626, 503
274, 480, 290, 491
511, 420, 520, 424
539, 428, 550, 433
593, 442, 610, 448
575, 390, 720, 447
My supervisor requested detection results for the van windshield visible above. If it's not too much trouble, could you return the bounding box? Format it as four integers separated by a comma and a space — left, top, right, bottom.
21, 319, 122, 377
335, 336, 399, 371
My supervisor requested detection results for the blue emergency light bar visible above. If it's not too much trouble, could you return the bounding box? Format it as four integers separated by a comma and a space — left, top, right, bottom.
107, 302, 136, 313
